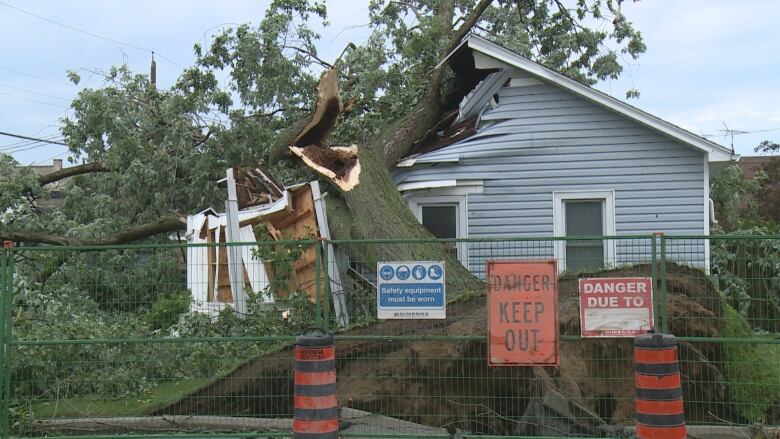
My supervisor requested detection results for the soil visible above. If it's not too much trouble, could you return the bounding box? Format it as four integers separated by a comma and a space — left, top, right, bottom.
153, 263, 736, 435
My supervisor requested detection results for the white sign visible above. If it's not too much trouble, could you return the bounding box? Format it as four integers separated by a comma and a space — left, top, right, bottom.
377, 261, 445, 319
579, 277, 654, 337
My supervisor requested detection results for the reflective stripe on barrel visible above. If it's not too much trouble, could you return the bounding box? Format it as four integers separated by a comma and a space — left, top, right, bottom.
294, 332, 338, 439
634, 333, 686, 439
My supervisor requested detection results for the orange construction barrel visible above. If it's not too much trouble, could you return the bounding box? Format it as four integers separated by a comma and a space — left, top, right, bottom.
634, 333, 686, 439
293, 330, 338, 439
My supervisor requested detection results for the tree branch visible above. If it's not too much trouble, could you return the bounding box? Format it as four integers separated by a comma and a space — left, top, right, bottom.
442, 0, 493, 57
1, 215, 186, 246
282, 45, 333, 68
38, 162, 110, 186
380, 0, 494, 167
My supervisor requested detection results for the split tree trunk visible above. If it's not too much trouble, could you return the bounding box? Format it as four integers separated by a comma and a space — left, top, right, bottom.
276, 1, 495, 294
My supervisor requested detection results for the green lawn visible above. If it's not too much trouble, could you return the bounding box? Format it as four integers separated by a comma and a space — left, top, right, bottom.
30, 378, 209, 418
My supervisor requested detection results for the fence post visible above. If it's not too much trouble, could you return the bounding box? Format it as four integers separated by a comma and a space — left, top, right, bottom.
321, 239, 330, 331
659, 235, 669, 334
651, 234, 660, 331
315, 241, 322, 328
0, 249, 12, 439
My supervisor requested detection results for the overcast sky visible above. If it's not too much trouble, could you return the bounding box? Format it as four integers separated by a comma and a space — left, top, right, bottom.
1, 0, 778, 166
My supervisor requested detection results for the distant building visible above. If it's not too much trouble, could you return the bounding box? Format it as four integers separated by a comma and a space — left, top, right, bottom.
24, 159, 66, 212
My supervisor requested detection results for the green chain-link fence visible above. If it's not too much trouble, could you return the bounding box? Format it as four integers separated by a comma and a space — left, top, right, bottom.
0, 235, 778, 438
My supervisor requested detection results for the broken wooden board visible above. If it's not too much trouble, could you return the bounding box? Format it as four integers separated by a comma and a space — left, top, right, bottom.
261, 183, 325, 302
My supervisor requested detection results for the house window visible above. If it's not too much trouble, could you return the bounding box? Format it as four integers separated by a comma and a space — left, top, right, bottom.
421, 205, 458, 239
399, 181, 483, 268
406, 195, 470, 267
420, 203, 460, 259
553, 190, 616, 272
564, 201, 605, 271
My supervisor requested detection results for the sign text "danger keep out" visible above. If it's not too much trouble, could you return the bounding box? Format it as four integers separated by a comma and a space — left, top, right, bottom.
487, 260, 558, 366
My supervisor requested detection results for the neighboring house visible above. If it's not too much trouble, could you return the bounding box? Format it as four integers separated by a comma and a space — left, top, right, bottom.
393, 35, 738, 274
26, 159, 66, 212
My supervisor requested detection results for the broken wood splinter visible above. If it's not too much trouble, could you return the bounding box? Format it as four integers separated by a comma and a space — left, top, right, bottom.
290, 144, 360, 191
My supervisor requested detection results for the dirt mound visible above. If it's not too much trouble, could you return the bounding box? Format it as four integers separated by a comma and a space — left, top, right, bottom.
154, 264, 735, 434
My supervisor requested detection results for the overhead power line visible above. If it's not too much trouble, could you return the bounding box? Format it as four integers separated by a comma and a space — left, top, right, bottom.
0, 82, 71, 101
0, 131, 67, 146
0, 66, 68, 85
0, 136, 55, 149
0, 1, 183, 69
1, 142, 57, 154
0, 91, 69, 109
0, 135, 63, 153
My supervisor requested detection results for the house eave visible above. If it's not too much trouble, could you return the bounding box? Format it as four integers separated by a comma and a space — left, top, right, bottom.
437, 34, 737, 164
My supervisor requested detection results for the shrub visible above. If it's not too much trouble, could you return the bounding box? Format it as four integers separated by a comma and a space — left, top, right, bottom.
145, 290, 191, 331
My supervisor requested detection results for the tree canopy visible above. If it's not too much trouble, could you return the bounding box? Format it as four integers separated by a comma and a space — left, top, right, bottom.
1, 0, 646, 246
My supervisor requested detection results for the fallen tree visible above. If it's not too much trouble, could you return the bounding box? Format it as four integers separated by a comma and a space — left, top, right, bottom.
1, 0, 645, 294
149, 264, 766, 434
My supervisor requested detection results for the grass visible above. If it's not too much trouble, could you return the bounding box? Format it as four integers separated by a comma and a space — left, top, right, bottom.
722, 304, 780, 422
29, 378, 209, 418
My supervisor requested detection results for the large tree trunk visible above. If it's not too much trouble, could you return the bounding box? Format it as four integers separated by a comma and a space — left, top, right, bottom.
328, 146, 482, 293
272, 2, 493, 294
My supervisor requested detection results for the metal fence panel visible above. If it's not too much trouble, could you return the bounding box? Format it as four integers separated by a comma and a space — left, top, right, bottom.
2, 236, 778, 438
664, 235, 780, 431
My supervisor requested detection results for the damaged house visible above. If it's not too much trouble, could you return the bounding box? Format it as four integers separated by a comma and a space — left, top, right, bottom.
393, 35, 737, 274
185, 35, 738, 322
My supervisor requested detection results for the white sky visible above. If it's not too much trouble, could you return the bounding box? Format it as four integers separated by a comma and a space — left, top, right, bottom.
1, 0, 778, 165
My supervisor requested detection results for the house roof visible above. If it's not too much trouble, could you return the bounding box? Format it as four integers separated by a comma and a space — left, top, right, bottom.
430, 34, 737, 163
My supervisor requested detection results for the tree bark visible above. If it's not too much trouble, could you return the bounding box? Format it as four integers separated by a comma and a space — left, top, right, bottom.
0, 215, 185, 246
37, 162, 109, 186
381, 0, 493, 167
333, 146, 483, 292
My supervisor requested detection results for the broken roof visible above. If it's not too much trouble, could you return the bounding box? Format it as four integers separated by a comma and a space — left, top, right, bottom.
415, 34, 737, 164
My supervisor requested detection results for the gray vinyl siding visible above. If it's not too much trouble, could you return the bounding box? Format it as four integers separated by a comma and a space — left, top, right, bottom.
455, 70, 512, 124
395, 72, 707, 273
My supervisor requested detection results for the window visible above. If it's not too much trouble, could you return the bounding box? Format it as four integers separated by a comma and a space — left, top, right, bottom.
421, 205, 458, 239
400, 181, 482, 268
553, 191, 616, 272
421, 203, 460, 259
564, 201, 604, 271
407, 195, 469, 266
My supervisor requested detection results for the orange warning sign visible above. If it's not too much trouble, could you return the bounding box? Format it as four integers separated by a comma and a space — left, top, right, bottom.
487, 260, 558, 366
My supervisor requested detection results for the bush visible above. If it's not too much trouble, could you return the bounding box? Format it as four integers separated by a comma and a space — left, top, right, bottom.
711, 226, 780, 331
145, 290, 191, 330
722, 304, 780, 422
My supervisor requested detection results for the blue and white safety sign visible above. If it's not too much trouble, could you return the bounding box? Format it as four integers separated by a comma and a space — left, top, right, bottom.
377, 261, 446, 319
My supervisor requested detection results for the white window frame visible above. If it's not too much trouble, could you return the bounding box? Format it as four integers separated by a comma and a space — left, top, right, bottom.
401, 182, 482, 268
409, 195, 469, 267
552, 190, 616, 272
